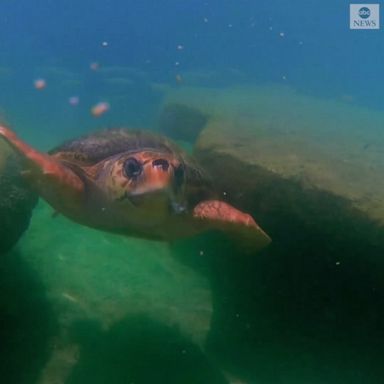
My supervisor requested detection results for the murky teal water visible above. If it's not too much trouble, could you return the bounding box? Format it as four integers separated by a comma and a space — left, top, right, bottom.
1, 1, 384, 383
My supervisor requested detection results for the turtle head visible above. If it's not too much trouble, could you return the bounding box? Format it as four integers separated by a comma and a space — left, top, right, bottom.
101, 150, 187, 217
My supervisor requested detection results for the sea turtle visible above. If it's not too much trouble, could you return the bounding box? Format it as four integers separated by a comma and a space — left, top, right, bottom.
0, 126, 270, 250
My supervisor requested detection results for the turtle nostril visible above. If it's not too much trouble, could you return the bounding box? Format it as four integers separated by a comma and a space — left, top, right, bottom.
152, 159, 169, 171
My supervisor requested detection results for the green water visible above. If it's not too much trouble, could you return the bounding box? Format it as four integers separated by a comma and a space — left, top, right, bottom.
2, 84, 384, 384
3, 200, 218, 383
3, 200, 383, 384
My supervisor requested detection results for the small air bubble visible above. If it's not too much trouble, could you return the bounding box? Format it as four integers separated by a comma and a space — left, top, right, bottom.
34, 78, 46, 90
91, 102, 110, 117
90, 62, 99, 70
68, 96, 79, 106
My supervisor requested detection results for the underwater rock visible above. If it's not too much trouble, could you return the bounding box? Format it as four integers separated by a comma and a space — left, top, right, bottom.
193, 105, 384, 383
195, 116, 384, 247
170, 84, 384, 381
63, 316, 228, 384
158, 103, 209, 142
166, 84, 384, 246
0, 250, 57, 383
18, 201, 213, 383
0, 142, 38, 253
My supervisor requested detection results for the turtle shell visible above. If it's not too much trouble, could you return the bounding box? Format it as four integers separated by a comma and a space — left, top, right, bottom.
49, 128, 213, 204
49, 128, 181, 165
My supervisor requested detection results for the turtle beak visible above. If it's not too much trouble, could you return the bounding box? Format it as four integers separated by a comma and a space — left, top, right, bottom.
125, 158, 186, 213
149, 159, 185, 199
130, 158, 184, 196
143, 158, 173, 193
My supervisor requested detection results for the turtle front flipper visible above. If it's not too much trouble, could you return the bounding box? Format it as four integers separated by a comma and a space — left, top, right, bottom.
0, 125, 84, 207
193, 200, 271, 252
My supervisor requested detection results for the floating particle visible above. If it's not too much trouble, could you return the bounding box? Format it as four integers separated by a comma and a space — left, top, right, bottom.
199, 250, 204, 256
335, 261, 341, 266
269, 26, 273, 31
282, 75, 287, 80
101, 41, 108, 47
228, 23, 233, 28
91, 101, 110, 117
68, 96, 79, 106
90, 62, 100, 71
175, 74, 183, 84
176, 44, 184, 50
203, 17, 208, 23
299, 41, 303, 45
34, 78, 46, 90
279, 32, 285, 37
62, 292, 78, 303
175, 61, 180, 66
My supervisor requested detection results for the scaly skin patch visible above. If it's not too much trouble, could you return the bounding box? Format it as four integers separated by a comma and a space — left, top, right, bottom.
0, 125, 84, 212
193, 199, 271, 249
193, 200, 256, 226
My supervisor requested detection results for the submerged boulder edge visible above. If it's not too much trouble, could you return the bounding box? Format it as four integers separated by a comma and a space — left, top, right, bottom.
158, 102, 210, 143
194, 118, 384, 250
0, 142, 38, 253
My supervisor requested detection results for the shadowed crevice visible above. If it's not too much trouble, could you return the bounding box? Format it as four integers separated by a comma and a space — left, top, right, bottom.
66, 315, 228, 384
0, 249, 57, 384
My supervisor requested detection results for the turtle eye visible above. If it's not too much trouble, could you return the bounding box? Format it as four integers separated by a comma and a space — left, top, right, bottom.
123, 157, 142, 178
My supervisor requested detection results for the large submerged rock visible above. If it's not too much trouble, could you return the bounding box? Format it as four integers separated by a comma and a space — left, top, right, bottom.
161, 85, 384, 243
162, 85, 384, 383
195, 117, 384, 247
158, 102, 209, 142
0, 141, 38, 253
13, 201, 216, 384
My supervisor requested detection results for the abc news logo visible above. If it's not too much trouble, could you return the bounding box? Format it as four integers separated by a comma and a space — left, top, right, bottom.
350, 4, 380, 29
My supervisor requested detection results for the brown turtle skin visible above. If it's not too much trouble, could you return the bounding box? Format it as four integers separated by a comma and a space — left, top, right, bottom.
0, 126, 271, 249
